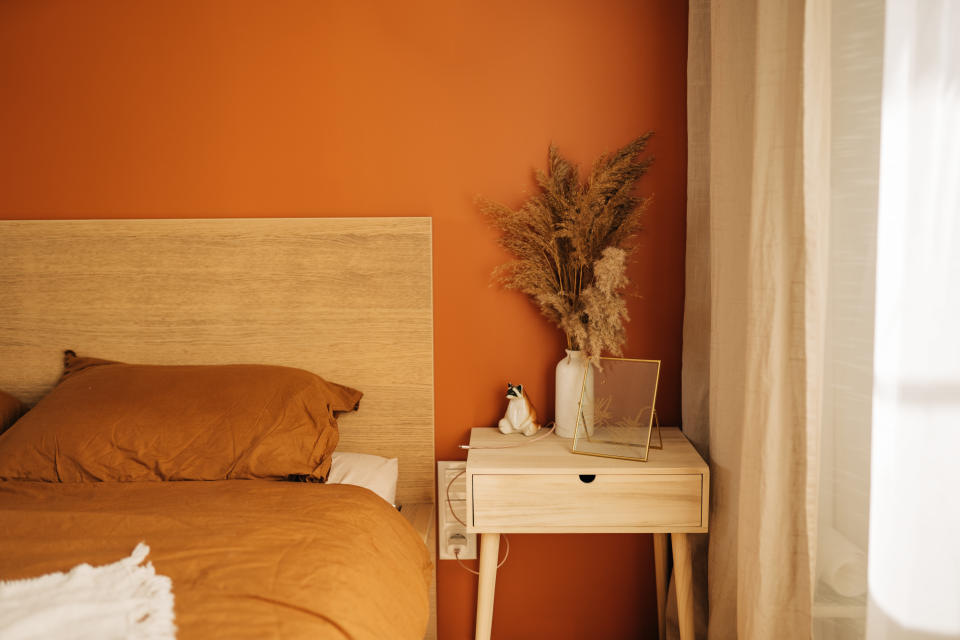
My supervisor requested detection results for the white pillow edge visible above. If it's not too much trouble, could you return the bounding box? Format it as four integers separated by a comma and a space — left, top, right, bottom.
327, 451, 399, 506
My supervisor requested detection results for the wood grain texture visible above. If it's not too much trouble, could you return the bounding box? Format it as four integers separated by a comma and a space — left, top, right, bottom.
465, 427, 709, 533
475, 533, 501, 640
0, 218, 435, 505
471, 473, 702, 532
465, 425, 709, 636
672, 532, 695, 640
465, 427, 709, 535
467, 427, 710, 475
653, 532, 669, 640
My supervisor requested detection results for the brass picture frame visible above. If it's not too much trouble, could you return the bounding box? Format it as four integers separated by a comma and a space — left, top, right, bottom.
570, 356, 662, 462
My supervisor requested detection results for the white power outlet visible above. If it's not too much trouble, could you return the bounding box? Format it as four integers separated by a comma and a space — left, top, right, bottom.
437, 461, 477, 560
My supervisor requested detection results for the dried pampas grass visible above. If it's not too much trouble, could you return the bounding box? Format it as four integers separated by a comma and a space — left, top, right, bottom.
480, 134, 653, 358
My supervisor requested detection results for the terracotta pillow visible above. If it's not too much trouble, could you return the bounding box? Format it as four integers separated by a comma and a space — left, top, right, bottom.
0, 352, 362, 482
0, 389, 24, 434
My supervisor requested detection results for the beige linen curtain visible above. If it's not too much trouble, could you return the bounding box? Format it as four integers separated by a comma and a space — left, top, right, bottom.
681, 0, 830, 637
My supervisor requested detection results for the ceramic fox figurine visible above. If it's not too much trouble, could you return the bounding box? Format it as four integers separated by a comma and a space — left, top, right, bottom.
498, 383, 541, 436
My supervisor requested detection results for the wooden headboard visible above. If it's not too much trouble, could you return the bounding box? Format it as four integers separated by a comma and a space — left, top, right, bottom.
0, 218, 435, 505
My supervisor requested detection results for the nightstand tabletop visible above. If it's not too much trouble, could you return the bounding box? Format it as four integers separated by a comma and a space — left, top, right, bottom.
467, 426, 708, 475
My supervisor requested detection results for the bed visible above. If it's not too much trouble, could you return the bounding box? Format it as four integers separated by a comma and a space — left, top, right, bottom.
0, 218, 436, 640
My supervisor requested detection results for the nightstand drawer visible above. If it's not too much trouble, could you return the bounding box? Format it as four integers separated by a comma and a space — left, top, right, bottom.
471, 473, 702, 530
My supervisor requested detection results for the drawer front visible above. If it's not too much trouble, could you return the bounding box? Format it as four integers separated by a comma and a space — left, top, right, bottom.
472, 474, 702, 530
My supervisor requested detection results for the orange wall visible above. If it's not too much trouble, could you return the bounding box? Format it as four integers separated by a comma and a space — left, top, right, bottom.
0, 1, 687, 638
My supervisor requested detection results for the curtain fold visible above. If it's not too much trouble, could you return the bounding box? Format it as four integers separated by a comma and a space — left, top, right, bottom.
682, 0, 830, 637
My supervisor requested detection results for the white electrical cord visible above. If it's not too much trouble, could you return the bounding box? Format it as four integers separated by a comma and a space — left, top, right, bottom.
445, 468, 510, 575
454, 538, 509, 576
458, 422, 556, 450
445, 469, 468, 527
445, 423, 555, 576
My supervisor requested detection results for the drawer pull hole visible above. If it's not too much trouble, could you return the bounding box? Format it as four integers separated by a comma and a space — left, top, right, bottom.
578, 474, 596, 484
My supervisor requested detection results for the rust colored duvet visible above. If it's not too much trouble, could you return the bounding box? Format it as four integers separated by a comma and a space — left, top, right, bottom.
0, 480, 431, 640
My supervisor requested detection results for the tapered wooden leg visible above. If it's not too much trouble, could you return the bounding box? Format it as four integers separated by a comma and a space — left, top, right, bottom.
672, 533, 695, 640
475, 533, 501, 640
653, 533, 669, 640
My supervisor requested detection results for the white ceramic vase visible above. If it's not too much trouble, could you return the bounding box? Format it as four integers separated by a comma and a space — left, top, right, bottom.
554, 349, 594, 438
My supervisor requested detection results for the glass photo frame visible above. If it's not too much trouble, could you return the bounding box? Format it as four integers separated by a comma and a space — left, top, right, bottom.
571, 356, 662, 462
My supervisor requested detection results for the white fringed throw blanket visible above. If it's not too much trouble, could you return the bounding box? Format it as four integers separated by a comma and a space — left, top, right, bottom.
0, 543, 175, 640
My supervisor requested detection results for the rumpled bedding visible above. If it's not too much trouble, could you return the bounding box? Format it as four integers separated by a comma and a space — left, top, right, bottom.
0, 481, 431, 640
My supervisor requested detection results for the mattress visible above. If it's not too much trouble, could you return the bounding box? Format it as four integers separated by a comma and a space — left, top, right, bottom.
0, 480, 431, 640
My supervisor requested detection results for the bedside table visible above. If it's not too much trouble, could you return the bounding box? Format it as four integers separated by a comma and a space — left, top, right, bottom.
465, 426, 708, 640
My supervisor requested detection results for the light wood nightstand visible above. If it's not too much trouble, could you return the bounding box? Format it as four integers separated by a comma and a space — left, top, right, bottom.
465, 426, 708, 640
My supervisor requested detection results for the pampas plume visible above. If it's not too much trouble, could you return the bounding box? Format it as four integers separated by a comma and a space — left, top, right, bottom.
480, 134, 653, 357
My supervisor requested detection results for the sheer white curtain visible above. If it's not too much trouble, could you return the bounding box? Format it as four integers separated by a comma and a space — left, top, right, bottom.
813, 1, 883, 637
686, 1, 960, 638
867, 1, 960, 637
800, 0, 960, 638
